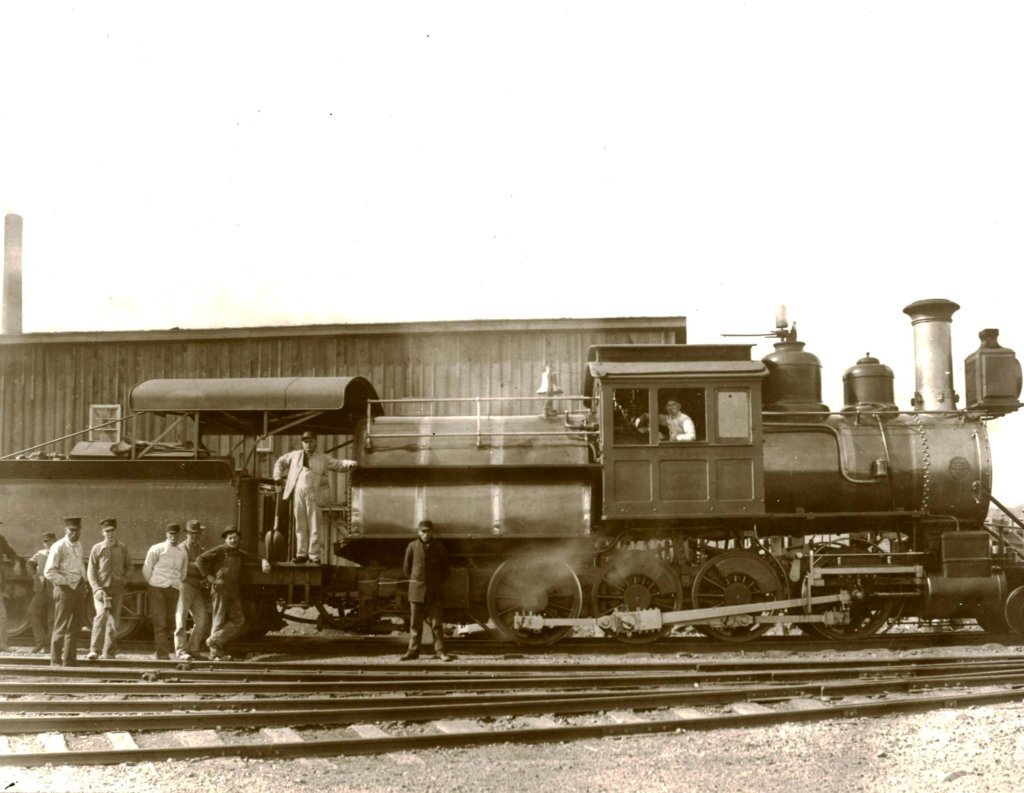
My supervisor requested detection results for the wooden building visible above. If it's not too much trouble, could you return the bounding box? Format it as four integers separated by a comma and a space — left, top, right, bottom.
0, 316, 686, 470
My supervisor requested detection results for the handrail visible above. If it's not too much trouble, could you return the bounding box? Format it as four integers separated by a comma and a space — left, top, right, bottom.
363, 395, 595, 449
985, 496, 1024, 561
0, 413, 142, 461
364, 430, 599, 439
368, 395, 589, 407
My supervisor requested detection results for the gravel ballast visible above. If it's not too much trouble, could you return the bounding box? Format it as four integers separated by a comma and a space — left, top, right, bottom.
3, 640, 1023, 792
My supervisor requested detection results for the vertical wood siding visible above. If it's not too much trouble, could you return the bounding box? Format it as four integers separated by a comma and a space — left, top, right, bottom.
0, 322, 681, 469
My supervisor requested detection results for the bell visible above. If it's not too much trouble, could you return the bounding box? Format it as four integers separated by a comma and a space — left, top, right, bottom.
536, 365, 564, 396
537, 365, 563, 418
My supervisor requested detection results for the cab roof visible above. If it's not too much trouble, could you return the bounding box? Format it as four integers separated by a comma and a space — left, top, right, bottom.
128, 376, 382, 436
583, 345, 763, 397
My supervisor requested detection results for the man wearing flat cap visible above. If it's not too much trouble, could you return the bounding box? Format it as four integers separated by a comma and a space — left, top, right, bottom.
174, 519, 211, 661
142, 523, 188, 660
27, 531, 57, 653
44, 517, 88, 666
273, 431, 357, 565
86, 518, 130, 661
196, 526, 272, 660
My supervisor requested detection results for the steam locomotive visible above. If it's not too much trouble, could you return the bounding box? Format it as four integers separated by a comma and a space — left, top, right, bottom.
2, 298, 1023, 646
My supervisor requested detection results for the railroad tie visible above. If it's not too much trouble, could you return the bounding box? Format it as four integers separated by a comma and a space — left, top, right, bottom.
105, 732, 138, 751
729, 702, 775, 716
788, 698, 829, 711
260, 727, 305, 744
432, 720, 485, 734
349, 724, 390, 739
670, 708, 706, 720
349, 724, 423, 766
606, 711, 648, 724
260, 727, 316, 767
521, 717, 559, 729
0, 736, 10, 754
174, 730, 225, 747
38, 733, 68, 753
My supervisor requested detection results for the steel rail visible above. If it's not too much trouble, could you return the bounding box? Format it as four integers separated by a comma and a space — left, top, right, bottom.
4, 660, 1024, 696
6, 655, 1024, 715
3, 687, 1024, 767
7, 629, 1022, 657
4, 652, 1024, 675
0, 691, 601, 714
5, 661, 1024, 694
5, 668, 1024, 736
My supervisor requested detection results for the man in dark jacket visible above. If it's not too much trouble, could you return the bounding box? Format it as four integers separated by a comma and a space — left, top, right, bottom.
195, 526, 271, 661
400, 520, 454, 661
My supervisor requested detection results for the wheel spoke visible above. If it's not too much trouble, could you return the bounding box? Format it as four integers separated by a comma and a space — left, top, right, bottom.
590, 553, 683, 645
487, 557, 582, 645
691, 550, 783, 643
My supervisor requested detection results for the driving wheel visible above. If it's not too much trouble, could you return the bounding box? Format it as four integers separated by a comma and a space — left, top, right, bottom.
691, 549, 784, 643
486, 556, 582, 645
591, 552, 683, 644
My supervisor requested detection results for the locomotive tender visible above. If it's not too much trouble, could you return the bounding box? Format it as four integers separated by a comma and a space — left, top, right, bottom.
2, 298, 1024, 646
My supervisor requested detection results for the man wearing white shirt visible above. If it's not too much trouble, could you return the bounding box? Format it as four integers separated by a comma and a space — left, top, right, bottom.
44, 516, 88, 667
273, 431, 357, 564
142, 523, 188, 660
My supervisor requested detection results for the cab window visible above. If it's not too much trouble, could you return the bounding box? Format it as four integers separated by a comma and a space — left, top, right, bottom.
612, 388, 651, 445
657, 388, 706, 443
717, 389, 752, 441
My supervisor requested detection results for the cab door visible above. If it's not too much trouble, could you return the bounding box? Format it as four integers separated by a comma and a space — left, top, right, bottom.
601, 376, 765, 519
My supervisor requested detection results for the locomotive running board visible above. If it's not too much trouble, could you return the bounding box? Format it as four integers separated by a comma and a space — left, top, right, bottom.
514, 593, 849, 635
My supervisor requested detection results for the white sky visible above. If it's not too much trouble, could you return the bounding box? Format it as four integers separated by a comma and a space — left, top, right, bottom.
2, 2, 1024, 500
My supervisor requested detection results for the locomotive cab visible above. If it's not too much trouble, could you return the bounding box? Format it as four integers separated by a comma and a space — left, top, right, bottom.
587, 344, 768, 521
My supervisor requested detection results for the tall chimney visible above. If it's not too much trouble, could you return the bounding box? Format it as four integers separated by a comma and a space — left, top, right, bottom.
3, 213, 23, 335
903, 298, 959, 411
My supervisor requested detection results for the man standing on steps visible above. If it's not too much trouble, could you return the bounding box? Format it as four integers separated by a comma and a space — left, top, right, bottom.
400, 520, 455, 662
273, 431, 357, 565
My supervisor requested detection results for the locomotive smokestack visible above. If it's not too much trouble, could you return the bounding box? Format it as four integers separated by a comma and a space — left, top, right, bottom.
2, 213, 23, 335
903, 298, 959, 411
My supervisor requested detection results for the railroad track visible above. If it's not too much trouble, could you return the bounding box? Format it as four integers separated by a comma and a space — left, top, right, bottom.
7, 627, 1023, 659
2, 655, 1024, 766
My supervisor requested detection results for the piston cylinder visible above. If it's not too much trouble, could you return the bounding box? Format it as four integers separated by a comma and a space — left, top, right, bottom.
922, 572, 1006, 617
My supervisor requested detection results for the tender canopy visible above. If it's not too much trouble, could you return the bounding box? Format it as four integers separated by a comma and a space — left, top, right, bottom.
128, 376, 382, 436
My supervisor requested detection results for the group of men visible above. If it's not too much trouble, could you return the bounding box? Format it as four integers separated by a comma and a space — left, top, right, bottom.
24, 516, 270, 666
3, 433, 457, 663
